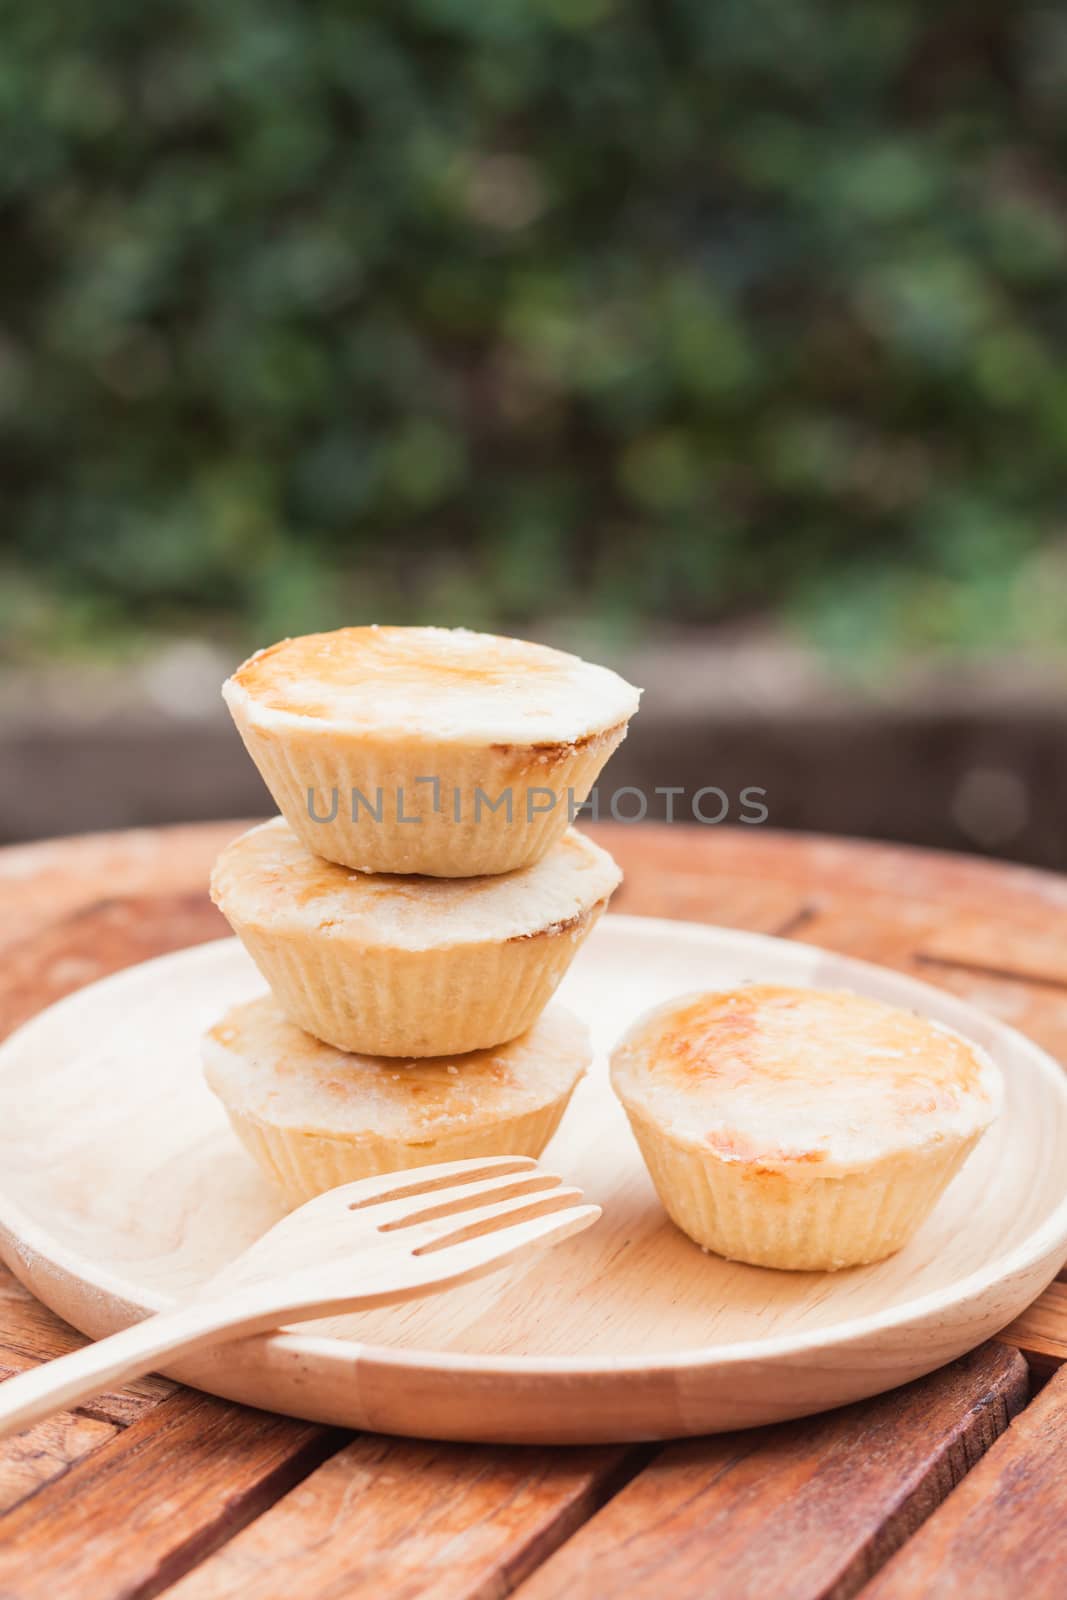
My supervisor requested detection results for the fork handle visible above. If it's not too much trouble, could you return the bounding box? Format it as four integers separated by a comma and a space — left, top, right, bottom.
0, 1294, 283, 1440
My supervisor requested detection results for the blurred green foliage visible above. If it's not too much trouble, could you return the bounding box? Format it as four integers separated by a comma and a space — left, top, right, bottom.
2, 0, 1067, 661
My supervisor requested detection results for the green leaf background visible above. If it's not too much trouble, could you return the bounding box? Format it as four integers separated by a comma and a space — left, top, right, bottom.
3, 0, 1066, 664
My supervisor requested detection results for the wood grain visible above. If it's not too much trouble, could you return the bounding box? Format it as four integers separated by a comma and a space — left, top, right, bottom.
0, 890, 229, 1041
611, 863, 812, 936
2, 820, 1067, 1589
0, 823, 247, 962
0, 1264, 173, 1427
860, 1359, 1067, 1599
999, 1280, 1067, 1376
3, 922, 1063, 1442
592, 824, 1067, 924
515, 1344, 1027, 1600
773, 896, 1067, 1071
0, 1159, 598, 1442
0, 1387, 116, 1515
918, 914, 1067, 990
166, 1437, 640, 1600
0, 1389, 341, 1600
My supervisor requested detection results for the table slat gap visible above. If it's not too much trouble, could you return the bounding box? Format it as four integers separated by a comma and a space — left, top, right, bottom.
0, 1350, 172, 1431
157, 1437, 655, 1600
0, 1396, 118, 1518
0, 1265, 176, 1426
857, 1359, 1067, 1598
915, 952, 1067, 997
0, 1389, 347, 1600
771, 902, 822, 939
1, 821, 1066, 1596
997, 1280, 1067, 1377
510, 1344, 1027, 1600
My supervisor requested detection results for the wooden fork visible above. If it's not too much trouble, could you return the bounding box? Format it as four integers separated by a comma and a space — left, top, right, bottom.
0, 1155, 598, 1439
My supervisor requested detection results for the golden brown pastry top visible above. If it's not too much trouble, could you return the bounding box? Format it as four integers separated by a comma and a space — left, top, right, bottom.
611, 984, 1002, 1172
224, 626, 640, 743
211, 818, 620, 949
203, 996, 590, 1138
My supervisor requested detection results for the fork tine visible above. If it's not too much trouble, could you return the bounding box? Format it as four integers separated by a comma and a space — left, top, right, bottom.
406, 1185, 586, 1255
341, 1156, 538, 1213
377, 1168, 562, 1232
414, 1203, 601, 1278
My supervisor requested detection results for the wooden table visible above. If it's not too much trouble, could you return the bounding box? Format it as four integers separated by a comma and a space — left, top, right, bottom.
1, 820, 1066, 1600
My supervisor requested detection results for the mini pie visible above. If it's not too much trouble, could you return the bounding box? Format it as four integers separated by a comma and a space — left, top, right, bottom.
222, 625, 640, 877
611, 984, 1002, 1271
211, 817, 621, 1057
203, 995, 590, 1206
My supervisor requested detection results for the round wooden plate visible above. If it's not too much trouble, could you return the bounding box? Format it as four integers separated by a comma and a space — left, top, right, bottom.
1, 915, 1066, 1445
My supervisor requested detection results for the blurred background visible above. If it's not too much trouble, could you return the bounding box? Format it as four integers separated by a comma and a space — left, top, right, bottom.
2, 1, 1066, 865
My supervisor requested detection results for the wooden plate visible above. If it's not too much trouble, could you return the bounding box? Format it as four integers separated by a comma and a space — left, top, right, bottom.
1, 915, 1066, 1445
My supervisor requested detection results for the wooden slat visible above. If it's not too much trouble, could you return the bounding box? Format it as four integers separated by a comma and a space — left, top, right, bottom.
860, 1359, 1067, 1599
0, 1265, 173, 1427
0, 823, 247, 958
163, 1436, 638, 1600
2, 821, 1067, 1595
514, 1344, 1027, 1600
919, 915, 1067, 990
0, 1390, 341, 1600
780, 897, 1067, 1067
998, 1281, 1067, 1377
0, 890, 229, 1042
590, 825, 1067, 925
0, 1348, 168, 1433
612, 865, 814, 936
909, 959, 1067, 1058
0, 1393, 116, 1515
777, 894, 948, 968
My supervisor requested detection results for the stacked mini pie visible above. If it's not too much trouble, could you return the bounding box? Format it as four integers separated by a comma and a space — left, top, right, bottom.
205, 625, 640, 1205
